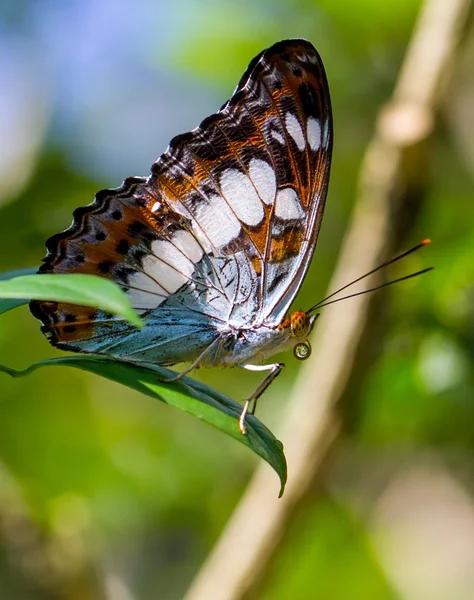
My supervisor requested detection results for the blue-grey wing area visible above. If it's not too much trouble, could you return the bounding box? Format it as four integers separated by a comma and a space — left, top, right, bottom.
66, 308, 220, 366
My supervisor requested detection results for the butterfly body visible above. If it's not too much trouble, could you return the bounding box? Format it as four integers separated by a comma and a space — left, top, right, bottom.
30, 38, 332, 431
45, 290, 296, 368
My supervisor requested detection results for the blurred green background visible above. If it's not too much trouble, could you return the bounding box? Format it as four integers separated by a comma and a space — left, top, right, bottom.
1, 1, 473, 598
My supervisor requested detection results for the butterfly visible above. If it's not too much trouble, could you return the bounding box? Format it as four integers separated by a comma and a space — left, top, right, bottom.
30, 38, 333, 434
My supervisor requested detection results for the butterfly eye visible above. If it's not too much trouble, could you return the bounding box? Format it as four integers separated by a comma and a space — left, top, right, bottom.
290, 310, 312, 338
293, 340, 312, 360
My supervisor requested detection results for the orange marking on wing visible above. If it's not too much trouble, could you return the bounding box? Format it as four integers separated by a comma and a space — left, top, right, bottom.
32, 201, 154, 346
251, 255, 262, 276
33, 301, 99, 344
270, 229, 303, 263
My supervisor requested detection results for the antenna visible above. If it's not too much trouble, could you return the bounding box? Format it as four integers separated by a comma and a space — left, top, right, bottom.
307, 240, 432, 314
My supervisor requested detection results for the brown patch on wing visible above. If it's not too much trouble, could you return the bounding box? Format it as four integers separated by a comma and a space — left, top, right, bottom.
270, 228, 304, 262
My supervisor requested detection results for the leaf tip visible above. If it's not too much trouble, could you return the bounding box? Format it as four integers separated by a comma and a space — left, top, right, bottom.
278, 482, 286, 498
127, 313, 145, 328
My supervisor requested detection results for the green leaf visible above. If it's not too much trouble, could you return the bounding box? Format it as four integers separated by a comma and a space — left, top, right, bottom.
0, 273, 143, 327
0, 267, 38, 314
0, 355, 287, 496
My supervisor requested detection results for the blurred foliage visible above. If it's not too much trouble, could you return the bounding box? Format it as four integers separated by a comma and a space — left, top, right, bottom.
0, 0, 473, 598
1, 356, 288, 496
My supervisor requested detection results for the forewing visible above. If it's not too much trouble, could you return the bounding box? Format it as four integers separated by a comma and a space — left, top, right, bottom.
228, 38, 333, 323
150, 38, 332, 325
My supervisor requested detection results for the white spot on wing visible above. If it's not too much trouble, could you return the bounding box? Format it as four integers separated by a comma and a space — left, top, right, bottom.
285, 113, 305, 151
126, 285, 166, 309
220, 169, 264, 227
127, 270, 168, 309
271, 130, 285, 145
126, 232, 203, 308
146, 239, 196, 294
248, 159, 276, 206
151, 202, 161, 213
195, 194, 241, 249
170, 200, 211, 252
172, 230, 203, 263
307, 117, 321, 151
275, 188, 305, 220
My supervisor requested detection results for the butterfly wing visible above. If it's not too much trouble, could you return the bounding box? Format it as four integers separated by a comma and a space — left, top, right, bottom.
222, 38, 333, 323
30, 38, 332, 364
150, 38, 332, 326
29, 177, 230, 364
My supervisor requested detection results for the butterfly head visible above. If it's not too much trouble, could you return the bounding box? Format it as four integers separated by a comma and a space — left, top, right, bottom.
279, 311, 319, 361
289, 310, 314, 338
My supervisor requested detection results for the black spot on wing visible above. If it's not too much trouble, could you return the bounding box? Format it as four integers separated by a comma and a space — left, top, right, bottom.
127, 221, 147, 238
299, 82, 321, 119
116, 239, 130, 255
97, 260, 114, 274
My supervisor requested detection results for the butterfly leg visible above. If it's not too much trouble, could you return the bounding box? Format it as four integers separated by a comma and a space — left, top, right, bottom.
238, 363, 285, 434
160, 335, 223, 383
